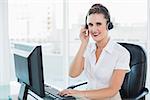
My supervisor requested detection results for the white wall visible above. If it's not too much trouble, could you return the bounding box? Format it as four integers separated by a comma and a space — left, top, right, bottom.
0, 0, 11, 85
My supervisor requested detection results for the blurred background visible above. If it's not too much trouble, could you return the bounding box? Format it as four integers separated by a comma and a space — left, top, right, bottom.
0, 0, 150, 99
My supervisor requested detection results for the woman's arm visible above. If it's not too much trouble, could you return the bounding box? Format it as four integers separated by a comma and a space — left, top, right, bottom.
69, 27, 89, 78
81, 69, 126, 99
60, 69, 126, 99
69, 43, 87, 78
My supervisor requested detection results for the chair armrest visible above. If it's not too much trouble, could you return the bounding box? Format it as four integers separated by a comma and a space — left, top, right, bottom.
135, 87, 149, 100
67, 82, 88, 89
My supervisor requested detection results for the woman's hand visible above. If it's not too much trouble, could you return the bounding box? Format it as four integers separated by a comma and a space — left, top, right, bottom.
59, 89, 84, 97
80, 27, 90, 44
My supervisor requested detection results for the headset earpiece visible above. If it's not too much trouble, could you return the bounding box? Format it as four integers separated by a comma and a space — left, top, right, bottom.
107, 22, 113, 30
85, 15, 88, 29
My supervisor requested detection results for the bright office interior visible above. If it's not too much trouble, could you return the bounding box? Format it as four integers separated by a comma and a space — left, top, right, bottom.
0, 0, 150, 99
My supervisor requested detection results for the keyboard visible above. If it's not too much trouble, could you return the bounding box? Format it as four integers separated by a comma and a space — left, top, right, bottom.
44, 84, 76, 100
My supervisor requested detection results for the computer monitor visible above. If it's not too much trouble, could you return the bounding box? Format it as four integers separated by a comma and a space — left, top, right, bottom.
14, 43, 45, 100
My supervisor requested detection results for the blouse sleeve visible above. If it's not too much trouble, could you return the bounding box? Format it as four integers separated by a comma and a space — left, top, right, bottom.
115, 50, 131, 73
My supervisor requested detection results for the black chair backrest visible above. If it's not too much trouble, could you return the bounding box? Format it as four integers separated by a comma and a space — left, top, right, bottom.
119, 43, 147, 99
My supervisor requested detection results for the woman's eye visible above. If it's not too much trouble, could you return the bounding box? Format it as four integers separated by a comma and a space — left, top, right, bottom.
88, 23, 93, 27
97, 23, 102, 26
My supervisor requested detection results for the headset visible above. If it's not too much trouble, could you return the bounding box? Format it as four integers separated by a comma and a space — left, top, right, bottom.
85, 4, 113, 30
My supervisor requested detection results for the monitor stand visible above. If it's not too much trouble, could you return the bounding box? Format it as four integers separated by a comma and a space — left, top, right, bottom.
18, 83, 28, 100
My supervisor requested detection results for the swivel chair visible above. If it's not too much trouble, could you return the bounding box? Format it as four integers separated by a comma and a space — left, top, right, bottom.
67, 43, 149, 100
119, 43, 149, 100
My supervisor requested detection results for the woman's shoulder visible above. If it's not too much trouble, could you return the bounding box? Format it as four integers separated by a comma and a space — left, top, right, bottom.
113, 42, 130, 55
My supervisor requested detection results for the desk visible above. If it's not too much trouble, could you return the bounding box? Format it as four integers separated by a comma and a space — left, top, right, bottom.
0, 82, 36, 100
0, 81, 44, 100
0, 84, 11, 100
0, 81, 19, 100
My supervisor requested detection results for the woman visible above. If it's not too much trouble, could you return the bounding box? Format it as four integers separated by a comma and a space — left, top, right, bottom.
59, 4, 130, 100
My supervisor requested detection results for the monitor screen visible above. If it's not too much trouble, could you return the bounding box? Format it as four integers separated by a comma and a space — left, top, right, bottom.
14, 43, 45, 99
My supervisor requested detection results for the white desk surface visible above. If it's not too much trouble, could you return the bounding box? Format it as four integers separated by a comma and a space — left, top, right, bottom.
0, 81, 20, 100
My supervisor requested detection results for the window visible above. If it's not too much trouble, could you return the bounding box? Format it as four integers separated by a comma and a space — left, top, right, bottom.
8, 0, 67, 88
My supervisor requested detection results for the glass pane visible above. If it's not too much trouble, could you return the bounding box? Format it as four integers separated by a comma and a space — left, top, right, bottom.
8, 0, 65, 88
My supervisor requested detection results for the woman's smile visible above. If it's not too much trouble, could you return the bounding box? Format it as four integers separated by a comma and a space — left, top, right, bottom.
92, 32, 101, 37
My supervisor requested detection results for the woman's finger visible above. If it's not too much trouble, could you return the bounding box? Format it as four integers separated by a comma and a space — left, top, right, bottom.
59, 89, 71, 96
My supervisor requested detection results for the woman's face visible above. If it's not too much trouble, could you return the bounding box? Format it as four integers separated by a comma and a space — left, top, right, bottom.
87, 13, 108, 42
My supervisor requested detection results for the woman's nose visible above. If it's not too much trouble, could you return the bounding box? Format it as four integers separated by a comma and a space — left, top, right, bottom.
91, 26, 97, 33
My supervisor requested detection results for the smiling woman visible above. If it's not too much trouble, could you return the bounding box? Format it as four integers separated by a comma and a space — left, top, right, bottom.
68, 2, 148, 97
59, 3, 131, 100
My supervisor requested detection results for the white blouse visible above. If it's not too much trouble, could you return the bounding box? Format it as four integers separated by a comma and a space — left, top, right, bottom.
83, 39, 130, 100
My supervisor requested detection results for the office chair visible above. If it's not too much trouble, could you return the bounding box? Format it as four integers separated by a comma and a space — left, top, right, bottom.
119, 43, 149, 100
67, 43, 149, 100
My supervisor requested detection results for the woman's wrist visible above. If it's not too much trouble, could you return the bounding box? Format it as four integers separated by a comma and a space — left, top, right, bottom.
80, 91, 88, 98
81, 42, 88, 49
